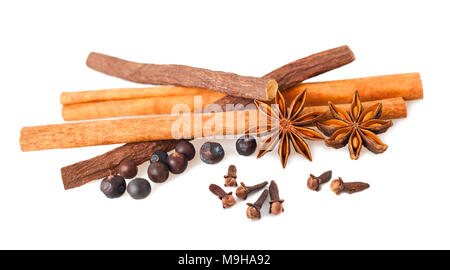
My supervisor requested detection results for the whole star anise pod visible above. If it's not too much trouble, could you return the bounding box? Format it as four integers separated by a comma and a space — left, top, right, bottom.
254, 90, 324, 168
316, 91, 393, 160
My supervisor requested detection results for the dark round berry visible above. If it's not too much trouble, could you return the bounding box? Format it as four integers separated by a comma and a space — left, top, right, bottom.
118, 159, 138, 179
127, 178, 151, 199
200, 142, 224, 164
175, 141, 196, 161
100, 175, 126, 199
167, 152, 188, 174
147, 161, 169, 183
150, 150, 168, 164
236, 135, 257, 156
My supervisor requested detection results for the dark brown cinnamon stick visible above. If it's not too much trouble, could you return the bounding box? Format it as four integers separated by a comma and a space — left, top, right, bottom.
264, 45, 356, 91
62, 140, 177, 189
87, 52, 278, 101
61, 46, 355, 189
214, 45, 355, 110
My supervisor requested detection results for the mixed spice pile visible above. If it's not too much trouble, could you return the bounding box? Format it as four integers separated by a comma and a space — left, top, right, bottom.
19, 45, 423, 220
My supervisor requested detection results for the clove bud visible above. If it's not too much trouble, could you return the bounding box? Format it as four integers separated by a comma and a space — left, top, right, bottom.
224, 165, 237, 187
307, 170, 332, 191
209, 184, 236, 208
246, 189, 268, 220
236, 181, 268, 200
330, 177, 370, 195
268, 180, 284, 215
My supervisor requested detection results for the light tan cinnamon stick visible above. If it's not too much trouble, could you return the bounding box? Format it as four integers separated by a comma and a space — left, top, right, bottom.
87, 52, 278, 101
21, 98, 406, 152
60, 86, 219, 105
283, 73, 423, 106
303, 97, 406, 120
22, 110, 262, 151
62, 93, 225, 121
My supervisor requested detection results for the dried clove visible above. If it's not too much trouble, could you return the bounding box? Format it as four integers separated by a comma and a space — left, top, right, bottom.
246, 189, 269, 220
209, 184, 236, 208
236, 181, 268, 200
268, 180, 284, 215
307, 170, 332, 191
224, 165, 237, 187
330, 177, 370, 195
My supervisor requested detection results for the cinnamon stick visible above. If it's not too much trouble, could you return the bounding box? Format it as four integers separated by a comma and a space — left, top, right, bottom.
61, 46, 356, 189
21, 110, 263, 151
60, 86, 220, 105
303, 97, 407, 120
213, 45, 356, 110
86, 52, 278, 101
264, 45, 356, 91
62, 72, 419, 121
21, 98, 406, 151
62, 93, 225, 121
62, 140, 178, 189
284, 73, 423, 106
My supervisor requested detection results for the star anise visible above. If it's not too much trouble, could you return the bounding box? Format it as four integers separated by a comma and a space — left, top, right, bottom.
254, 90, 324, 168
316, 91, 393, 160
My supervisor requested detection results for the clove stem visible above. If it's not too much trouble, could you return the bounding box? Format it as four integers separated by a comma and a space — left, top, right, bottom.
269, 180, 280, 201
318, 170, 332, 183
253, 189, 269, 209
236, 181, 268, 200
345, 182, 370, 194
248, 182, 269, 192
209, 184, 228, 199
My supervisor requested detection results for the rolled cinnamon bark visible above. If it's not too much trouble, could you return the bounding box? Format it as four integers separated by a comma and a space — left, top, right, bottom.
87, 52, 278, 101
303, 97, 406, 120
22, 110, 261, 151
20, 98, 406, 152
62, 93, 225, 121
284, 73, 423, 106
60, 86, 219, 105
60, 46, 356, 189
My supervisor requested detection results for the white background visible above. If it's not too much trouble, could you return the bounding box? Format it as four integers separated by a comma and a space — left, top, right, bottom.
1, 0, 449, 249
